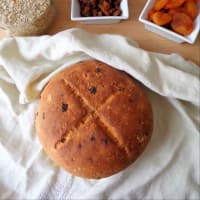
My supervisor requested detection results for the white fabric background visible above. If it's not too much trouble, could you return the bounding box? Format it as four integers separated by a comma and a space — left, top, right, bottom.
0, 28, 199, 199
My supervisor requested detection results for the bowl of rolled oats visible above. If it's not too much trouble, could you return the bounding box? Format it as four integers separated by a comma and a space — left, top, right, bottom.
0, 0, 55, 36
71, 0, 129, 24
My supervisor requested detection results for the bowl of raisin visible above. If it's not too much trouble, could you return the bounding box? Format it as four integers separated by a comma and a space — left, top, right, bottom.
71, 0, 129, 24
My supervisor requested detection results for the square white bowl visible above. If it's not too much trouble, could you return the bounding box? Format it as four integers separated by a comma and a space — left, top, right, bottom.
139, 0, 200, 44
71, 0, 129, 24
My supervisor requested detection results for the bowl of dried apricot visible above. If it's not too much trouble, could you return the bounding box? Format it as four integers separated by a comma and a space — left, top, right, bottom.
139, 0, 200, 44
71, 0, 129, 24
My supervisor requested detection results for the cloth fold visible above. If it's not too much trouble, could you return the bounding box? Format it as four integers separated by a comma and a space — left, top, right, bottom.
0, 28, 199, 199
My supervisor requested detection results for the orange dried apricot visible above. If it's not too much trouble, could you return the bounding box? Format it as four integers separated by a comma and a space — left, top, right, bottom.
147, 8, 156, 21
152, 11, 172, 25
171, 12, 194, 35
183, 0, 198, 20
153, 0, 170, 11
165, 0, 187, 9
168, 7, 185, 15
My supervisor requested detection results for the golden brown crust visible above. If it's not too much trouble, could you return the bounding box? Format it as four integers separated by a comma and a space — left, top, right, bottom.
35, 60, 153, 179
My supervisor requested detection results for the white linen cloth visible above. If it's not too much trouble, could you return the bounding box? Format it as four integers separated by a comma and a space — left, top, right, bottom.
0, 28, 199, 200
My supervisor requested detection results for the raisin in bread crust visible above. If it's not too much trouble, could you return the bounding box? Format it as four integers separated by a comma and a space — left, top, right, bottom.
35, 60, 153, 179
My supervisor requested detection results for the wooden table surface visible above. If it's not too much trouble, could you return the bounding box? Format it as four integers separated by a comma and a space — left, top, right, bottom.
0, 0, 200, 65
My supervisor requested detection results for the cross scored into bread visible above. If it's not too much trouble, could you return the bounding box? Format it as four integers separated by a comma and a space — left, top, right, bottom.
35, 60, 153, 179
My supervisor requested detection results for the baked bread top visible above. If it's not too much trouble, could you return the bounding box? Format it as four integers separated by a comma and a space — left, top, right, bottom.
35, 60, 153, 179
0, 0, 55, 36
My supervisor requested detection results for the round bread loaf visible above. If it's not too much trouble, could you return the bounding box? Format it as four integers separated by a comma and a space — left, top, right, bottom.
35, 60, 153, 179
0, 0, 55, 36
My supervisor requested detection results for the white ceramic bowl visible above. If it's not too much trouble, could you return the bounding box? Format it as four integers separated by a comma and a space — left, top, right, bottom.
139, 0, 200, 44
71, 0, 129, 24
